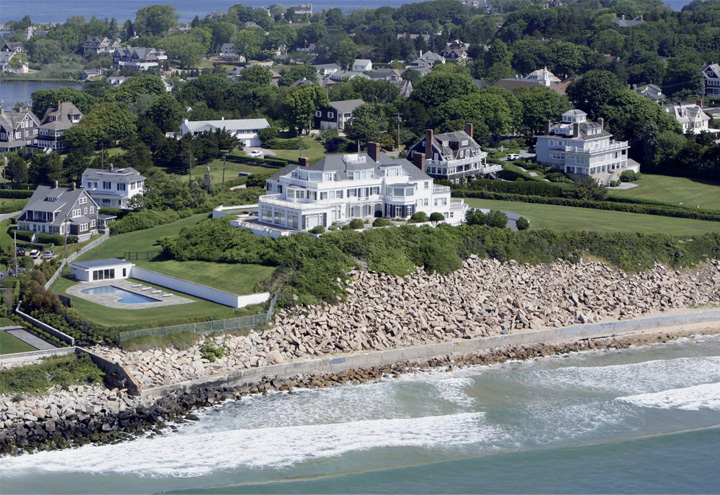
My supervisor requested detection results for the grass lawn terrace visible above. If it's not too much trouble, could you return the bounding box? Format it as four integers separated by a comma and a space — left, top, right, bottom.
0, 331, 35, 354
608, 174, 720, 211
466, 198, 720, 235
186, 159, 270, 184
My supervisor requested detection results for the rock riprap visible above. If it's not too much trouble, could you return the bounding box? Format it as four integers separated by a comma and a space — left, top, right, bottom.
93, 258, 720, 388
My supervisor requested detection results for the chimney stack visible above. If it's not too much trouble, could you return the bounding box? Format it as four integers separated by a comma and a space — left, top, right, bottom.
367, 142, 381, 162
697, 100, 703, 107
298, 157, 310, 167
412, 151, 426, 172
573, 122, 580, 137
53, 180, 59, 189
544, 120, 552, 135
464, 122, 474, 138
71, 182, 76, 191
425, 129, 434, 161
109, 163, 113, 171
597, 117, 604, 129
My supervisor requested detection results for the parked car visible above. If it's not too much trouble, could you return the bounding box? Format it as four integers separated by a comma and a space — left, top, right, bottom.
238, 172, 253, 177
507, 153, 521, 161
247, 150, 263, 158
42, 250, 55, 260
29, 249, 40, 259
16, 247, 25, 256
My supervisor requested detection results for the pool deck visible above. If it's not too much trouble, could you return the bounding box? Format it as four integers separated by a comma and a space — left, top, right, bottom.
65, 279, 195, 309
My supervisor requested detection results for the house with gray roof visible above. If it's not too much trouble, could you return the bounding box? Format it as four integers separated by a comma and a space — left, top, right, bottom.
37, 101, 83, 151
17, 182, 99, 241
313, 99, 365, 130
535, 109, 636, 184
179, 117, 270, 147
352, 59, 373, 72
613, 14, 645, 28
81, 165, 146, 209
113, 46, 167, 71
257, 143, 467, 231
80, 36, 119, 55
633, 83, 664, 103
664, 103, 713, 134
220, 43, 245, 62
0, 106, 39, 152
408, 124, 498, 183
700, 63, 720, 98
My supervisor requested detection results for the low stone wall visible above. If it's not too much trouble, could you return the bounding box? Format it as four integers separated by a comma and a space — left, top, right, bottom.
76, 348, 143, 396
130, 266, 270, 309
14, 304, 75, 346
140, 308, 720, 401
0, 347, 77, 370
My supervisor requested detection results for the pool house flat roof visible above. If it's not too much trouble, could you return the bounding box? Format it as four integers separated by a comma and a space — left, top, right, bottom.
72, 258, 134, 270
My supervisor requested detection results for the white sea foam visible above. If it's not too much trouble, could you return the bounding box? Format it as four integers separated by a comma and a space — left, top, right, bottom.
431, 377, 476, 407
523, 357, 720, 395
617, 382, 720, 411
0, 412, 497, 478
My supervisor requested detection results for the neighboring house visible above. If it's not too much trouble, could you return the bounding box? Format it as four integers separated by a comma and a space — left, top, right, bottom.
613, 14, 645, 27
392, 79, 414, 97
178, 117, 270, 147
313, 99, 365, 130
17, 182, 99, 241
80, 36, 119, 54
290, 4, 313, 15
352, 59, 373, 72
81, 166, 146, 209
81, 68, 103, 80
328, 70, 370, 83
0, 106, 40, 152
700, 63, 720, 98
493, 74, 566, 95
440, 40, 471, 60
220, 43, 246, 62
107, 76, 128, 86
406, 51, 445, 75
535, 109, 636, 184
37, 101, 83, 151
633, 83, 664, 103
0, 50, 28, 73
258, 144, 467, 231
524, 67, 561, 86
407, 124, 499, 183
367, 68, 403, 81
1, 42, 25, 53
113, 46, 167, 71
314, 63, 341, 76
664, 103, 712, 134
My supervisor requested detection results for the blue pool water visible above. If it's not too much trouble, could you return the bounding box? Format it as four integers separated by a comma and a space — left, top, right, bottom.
81, 285, 160, 304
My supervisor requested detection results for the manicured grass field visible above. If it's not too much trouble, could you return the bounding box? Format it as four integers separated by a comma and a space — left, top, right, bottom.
51, 276, 241, 328
0, 331, 35, 355
185, 159, 270, 184
465, 198, 720, 235
69, 213, 276, 294
608, 174, 720, 211
268, 137, 327, 163
0, 317, 15, 326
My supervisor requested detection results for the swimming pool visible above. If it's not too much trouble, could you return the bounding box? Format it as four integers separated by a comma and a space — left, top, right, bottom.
80, 285, 161, 304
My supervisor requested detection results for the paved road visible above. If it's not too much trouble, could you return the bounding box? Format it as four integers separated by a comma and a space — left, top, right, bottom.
0, 210, 22, 223
4, 328, 57, 350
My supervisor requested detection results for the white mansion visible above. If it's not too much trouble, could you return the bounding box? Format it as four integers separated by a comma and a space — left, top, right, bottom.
81, 166, 146, 209
535, 109, 637, 184
258, 144, 468, 231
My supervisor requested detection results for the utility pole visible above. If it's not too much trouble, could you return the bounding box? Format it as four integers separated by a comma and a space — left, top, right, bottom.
63, 212, 70, 258
222, 154, 226, 184
13, 231, 17, 277
396, 112, 402, 152
101, 146, 105, 169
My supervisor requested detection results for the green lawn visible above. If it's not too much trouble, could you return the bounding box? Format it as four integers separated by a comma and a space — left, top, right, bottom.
268, 137, 327, 163
185, 159, 270, 184
466, 198, 720, 235
0, 317, 16, 327
0, 331, 35, 354
608, 174, 720, 211
52, 276, 241, 328
69, 213, 275, 295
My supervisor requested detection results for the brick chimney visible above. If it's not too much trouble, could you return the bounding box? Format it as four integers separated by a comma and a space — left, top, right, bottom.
412, 151, 426, 172
425, 129, 434, 160
298, 157, 310, 167
464, 122, 474, 138
544, 120, 552, 135
71, 182, 76, 191
367, 142, 381, 162
597, 117, 604, 129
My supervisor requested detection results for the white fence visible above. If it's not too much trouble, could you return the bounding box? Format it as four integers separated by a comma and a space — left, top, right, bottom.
44, 232, 110, 290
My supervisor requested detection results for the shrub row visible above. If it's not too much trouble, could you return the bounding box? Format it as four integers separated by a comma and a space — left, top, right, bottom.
464, 178, 565, 197
0, 199, 28, 214
452, 190, 720, 222
11, 229, 35, 242
0, 189, 34, 199
36, 233, 78, 245
226, 154, 291, 169
109, 208, 191, 235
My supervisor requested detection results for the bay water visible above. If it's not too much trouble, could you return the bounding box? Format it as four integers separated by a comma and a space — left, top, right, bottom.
0, 80, 83, 109
0, 0, 696, 25
1, 334, 719, 493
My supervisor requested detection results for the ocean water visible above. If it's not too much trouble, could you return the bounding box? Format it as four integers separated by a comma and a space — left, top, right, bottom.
1, 334, 720, 494
0, 80, 83, 109
0, 0, 694, 24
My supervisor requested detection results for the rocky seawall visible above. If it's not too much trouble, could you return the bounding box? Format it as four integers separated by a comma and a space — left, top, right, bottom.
95, 257, 720, 388
2, 257, 720, 455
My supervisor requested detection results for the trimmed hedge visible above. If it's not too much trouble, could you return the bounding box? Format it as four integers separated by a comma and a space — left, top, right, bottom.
0, 199, 27, 214
465, 178, 565, 197
0, 189, 34, 199
36, 233, 78, 245
226, 154, 291, 169
12, 229, 34, 242
452, 190, 720, 222
110, 209, 190, 235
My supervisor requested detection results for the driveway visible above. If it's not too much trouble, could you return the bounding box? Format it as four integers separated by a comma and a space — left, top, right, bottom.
0, 210, 22, 223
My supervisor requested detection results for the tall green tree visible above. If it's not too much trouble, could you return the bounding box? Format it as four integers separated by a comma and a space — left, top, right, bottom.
145, 94, 185, 133
411, 71, 478, 111
345, 104, 384, 145
566, 70, 625, 120
134, 5, 179, 36
282, 85, 329, 135
28, 154, 63, 186
3, 154, 28, 185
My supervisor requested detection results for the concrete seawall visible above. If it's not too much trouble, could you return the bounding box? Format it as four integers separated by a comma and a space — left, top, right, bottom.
140, 308, 720, 401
